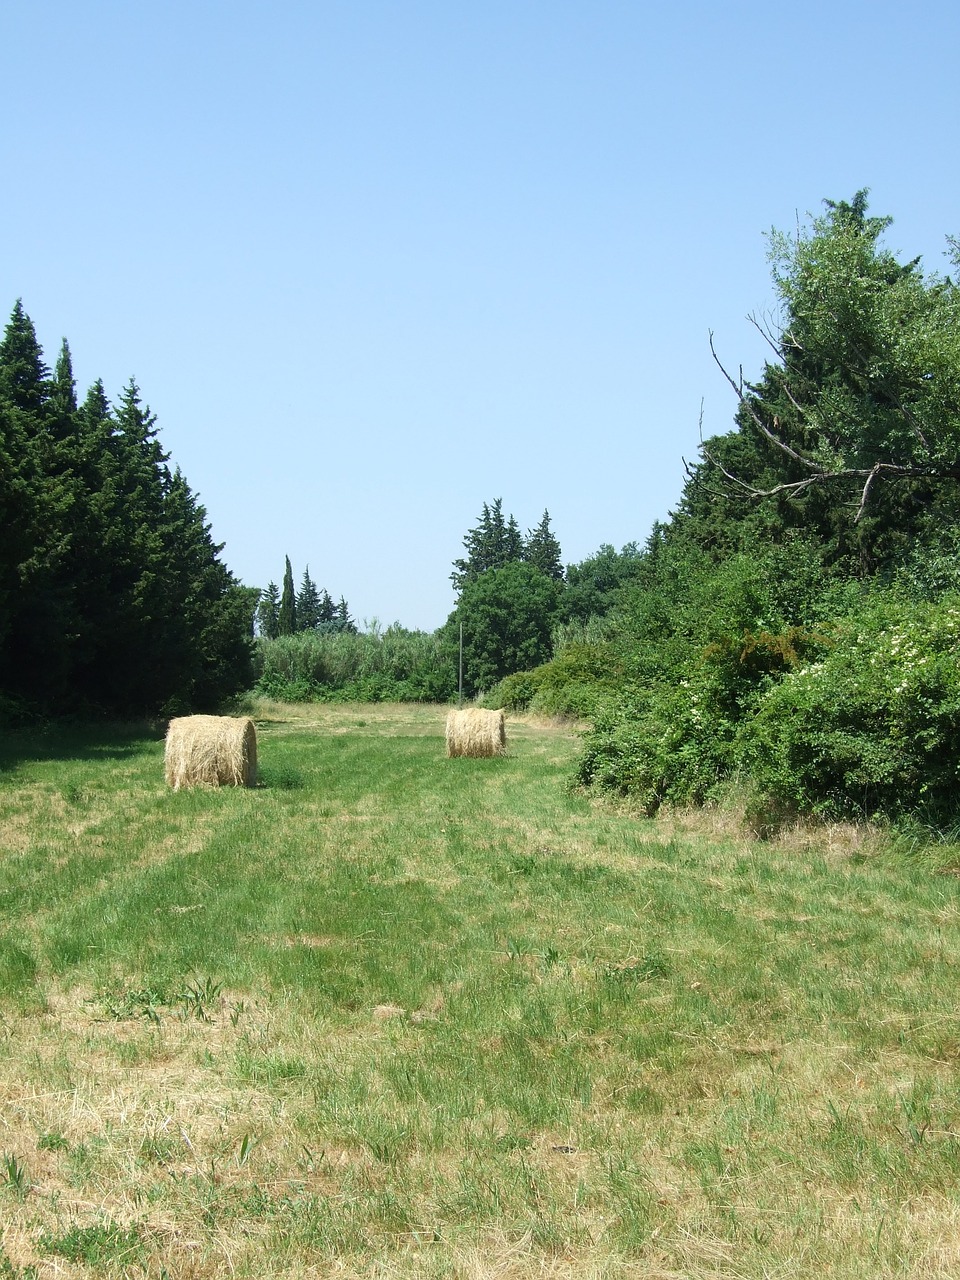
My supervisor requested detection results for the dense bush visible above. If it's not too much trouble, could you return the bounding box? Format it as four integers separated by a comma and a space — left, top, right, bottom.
492, 641, 619, 719
742, 593, 960, 823
572, 192, 960, 828
572, 538, 851, 813
575, 683, 728, 814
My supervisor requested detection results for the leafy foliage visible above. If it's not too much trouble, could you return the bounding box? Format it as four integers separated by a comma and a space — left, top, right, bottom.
569, 195, 960, 829
445, 561, 562, 696
742, 593, 960, 823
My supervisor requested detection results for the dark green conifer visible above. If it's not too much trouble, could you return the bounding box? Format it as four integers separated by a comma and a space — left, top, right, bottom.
256, 583, 280, 639
451, 499, 526, 593
523, 510, 563, 580
278, 556, 296, 636
0, 300, 49, 413
296, 567, 322, 631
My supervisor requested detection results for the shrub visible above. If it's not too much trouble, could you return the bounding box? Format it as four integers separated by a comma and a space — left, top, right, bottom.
741, 592, 960, 824
576, 680, 736, 815
490, 637, 620, 718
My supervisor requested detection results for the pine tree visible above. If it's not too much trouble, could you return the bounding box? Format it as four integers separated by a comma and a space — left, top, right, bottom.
296, 566, 322, 631
278, 556, 296, 636
336, 596, 356, 633
523, 510, 563, 580
256, 582, 280, 638
451, 499, 526, 593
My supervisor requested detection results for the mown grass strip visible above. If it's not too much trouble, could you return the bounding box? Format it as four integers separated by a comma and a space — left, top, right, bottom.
1, 703, 960, 1277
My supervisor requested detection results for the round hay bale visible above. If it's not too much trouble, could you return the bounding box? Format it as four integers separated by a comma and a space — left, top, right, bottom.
164, 715, 258, 790
445, 707, 506, 758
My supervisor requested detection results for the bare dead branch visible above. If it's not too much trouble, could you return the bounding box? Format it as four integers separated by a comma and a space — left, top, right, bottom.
709, 332, 824, 473
701, 450, 960, 521
855, 464, 882, 523
748, 312, 785, 360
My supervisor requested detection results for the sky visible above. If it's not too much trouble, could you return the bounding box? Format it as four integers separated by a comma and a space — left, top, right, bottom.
2, 1, 958, 631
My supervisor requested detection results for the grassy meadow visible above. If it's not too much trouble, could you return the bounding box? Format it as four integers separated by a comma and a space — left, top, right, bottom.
2, 703, 960, 1277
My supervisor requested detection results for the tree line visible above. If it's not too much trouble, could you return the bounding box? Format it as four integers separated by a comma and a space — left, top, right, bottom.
255, 556, 356, 639
0, 302, 255, 718
250, 497, 646, 704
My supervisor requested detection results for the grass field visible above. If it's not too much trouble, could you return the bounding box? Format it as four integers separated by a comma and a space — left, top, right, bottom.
2, 702, 960, 1278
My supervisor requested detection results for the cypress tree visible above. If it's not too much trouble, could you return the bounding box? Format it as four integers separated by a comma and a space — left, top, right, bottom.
278, 556, 296, 636
0, 303, 76, 706
0, 301, 255, 715
158, 469, 254, 709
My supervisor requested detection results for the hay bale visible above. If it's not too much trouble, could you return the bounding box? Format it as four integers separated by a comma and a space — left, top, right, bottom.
445, 707, 507, 758
164, 715, 258, 790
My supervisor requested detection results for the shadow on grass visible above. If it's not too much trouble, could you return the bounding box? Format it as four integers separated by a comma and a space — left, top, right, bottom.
0, 719, 163, 773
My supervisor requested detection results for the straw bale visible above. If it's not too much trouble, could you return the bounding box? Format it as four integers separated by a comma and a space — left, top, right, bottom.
164, 715, 258, 790
445, 707, 507, 758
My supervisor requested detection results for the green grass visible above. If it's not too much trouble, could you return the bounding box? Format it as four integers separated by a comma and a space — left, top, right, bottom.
2, 701, 960, 1276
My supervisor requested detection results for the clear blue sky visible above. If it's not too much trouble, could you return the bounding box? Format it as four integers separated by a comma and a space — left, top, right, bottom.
2, 1, 957, 630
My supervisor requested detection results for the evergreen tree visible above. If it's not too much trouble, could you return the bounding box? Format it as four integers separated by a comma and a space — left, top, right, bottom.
336, 596, 357, 633
158, 469, 255, 709
256, 582, 280, 638
0, 300, 49, 413
296, 566, 322, 631
318, 588, 336, 625
50, 339, 77, 430
523, 510, 563, 580
505, 513, 524, 562
0, 302, 256, 715
0, 396, 36, 665
81, 379, 173, 709
0, 303, 75, 705
278, 556, 296, 636
451, 498, 526, 593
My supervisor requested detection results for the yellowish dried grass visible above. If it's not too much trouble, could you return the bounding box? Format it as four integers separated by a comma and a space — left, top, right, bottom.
164, 715, 258, 790
445, 707, 507, 758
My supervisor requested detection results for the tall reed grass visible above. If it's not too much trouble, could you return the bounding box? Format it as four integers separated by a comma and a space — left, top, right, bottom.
254, 624, 456, 702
